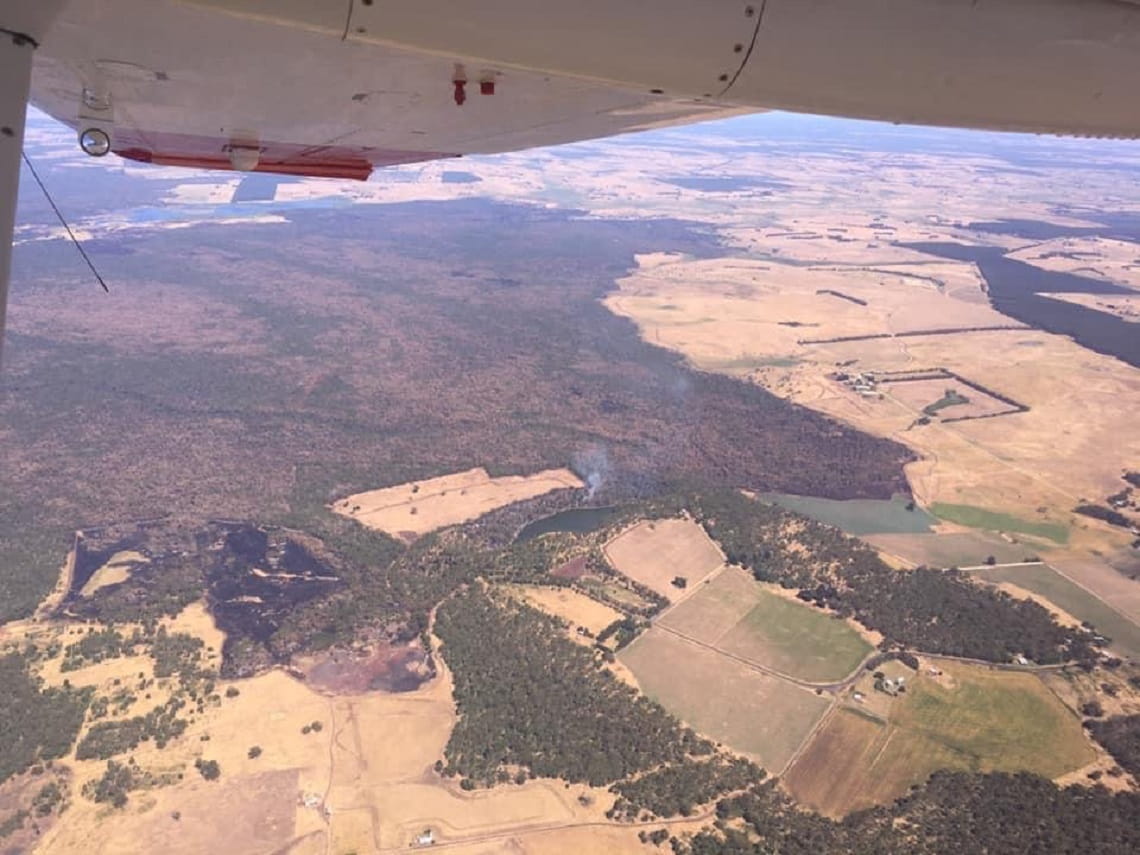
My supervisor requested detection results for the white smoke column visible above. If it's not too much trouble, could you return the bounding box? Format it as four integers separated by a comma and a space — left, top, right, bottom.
572, 445, 611, 500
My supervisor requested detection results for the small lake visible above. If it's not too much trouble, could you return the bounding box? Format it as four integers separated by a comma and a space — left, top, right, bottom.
515, 506, 618, 542
759, 493, 935, 535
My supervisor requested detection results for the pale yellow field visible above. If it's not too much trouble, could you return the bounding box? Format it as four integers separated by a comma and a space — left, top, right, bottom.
607, 252, 1140, 553
604, 518, 725, 600
506, 585, 624, 635
1009, 237, 1140, 289
79, 551, 145, 598
1042, 292, 1140, 322
332, 467, 583, 539
29, 603, 645, 855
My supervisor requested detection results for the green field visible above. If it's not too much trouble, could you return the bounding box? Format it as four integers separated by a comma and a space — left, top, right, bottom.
786, 662, 1094, 815
971, 564, 1140, 659
760, 493, 936, 535
660, 568, 872, 682
864, 531, 1034, 569
893, 664, 1093, 776
930, 502, 1069, 544
619, 628, 830, 772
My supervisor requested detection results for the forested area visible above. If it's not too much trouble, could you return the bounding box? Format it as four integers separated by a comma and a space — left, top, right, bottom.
61, 628, 132, 671
1087, 715, 1140, 776
680, 771, 1140, 854
0, 523, 73, 626
688, 490, 1098, 665
76, 697, 189, 760
610, 757, 762, 820
435, 588, 710, 786
0, 653, 91, 785
434, 588, 763, 816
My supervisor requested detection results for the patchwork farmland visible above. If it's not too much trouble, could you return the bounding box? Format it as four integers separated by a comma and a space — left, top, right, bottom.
658, 567, 873, 683
618, 628, 830, 773
785, 661, 1095, 816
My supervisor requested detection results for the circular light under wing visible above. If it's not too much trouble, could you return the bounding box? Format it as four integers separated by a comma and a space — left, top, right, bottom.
79, 128, 112, 157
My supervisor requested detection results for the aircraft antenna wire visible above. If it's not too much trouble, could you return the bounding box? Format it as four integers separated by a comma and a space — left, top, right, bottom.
20, 150, 109, 292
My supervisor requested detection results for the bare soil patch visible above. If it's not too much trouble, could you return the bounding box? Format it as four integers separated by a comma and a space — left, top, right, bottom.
78, 550, 147, 598
333, 467, 583, 540
505, 585, 624, 636
604, 518, 724, 600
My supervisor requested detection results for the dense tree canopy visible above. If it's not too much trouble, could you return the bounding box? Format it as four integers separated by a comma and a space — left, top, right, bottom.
683, 771, 1140, 855
0, 653, 91, 785
435, 588, 710, 787
1087, 714, 1140, 776
689, 490, 1097, 665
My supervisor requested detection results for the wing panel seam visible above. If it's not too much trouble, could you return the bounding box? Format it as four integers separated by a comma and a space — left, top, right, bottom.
719, 1, 766, 97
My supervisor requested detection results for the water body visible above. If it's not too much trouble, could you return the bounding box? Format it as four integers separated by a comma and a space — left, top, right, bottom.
515, 506, 618, 542
901, 241, 1140, 368
663, 176, 788, 193
760, 493, 935, 535
441, 171, 482, 184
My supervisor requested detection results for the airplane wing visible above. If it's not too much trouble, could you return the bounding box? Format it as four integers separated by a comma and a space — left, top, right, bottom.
5, 0, 1140, 361
29, 0, 753, 180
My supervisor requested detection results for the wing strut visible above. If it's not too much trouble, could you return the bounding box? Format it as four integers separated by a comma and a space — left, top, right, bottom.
0, 2, 67, 369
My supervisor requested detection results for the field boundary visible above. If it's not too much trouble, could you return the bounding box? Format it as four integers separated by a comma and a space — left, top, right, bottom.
1046, 564, 1140, 628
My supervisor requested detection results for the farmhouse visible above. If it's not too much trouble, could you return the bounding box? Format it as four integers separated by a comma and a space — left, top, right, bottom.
875, 675, 906, 697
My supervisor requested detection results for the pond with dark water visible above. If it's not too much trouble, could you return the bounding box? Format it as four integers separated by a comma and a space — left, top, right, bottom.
515, 506, 618, 542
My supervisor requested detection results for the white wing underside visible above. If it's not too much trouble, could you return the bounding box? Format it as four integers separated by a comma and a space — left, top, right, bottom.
29, 0, 753, 179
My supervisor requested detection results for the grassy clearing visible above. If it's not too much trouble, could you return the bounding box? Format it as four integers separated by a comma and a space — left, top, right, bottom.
707, 355, 802, 372
894, 665, 1092, 776
864, 531, 1033, 569
760, 493, 935, 535
716, 591, 872, 682
930, 502, 1069, 544
619, 628, 829, 772
580, 578, 657, 612
786, 662, 1093, 816
970, 564, 1140, 659
660, 567, 871, 683
332, 466, 583, 539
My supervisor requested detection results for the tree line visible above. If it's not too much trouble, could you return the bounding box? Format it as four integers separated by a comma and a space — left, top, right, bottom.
687, 490, 1100, 665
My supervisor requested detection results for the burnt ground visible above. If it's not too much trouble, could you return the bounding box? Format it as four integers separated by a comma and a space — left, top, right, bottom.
64, 521, 342, 664
3, 199, 912, 622
302, 641, 435, 694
